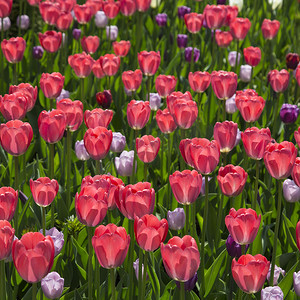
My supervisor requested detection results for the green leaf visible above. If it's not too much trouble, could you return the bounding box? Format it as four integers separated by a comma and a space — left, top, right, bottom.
147, 258, 160, 299
278, 260, 298, 298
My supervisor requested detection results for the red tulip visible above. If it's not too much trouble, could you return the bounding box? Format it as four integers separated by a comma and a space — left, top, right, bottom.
263, 141, 297, 179
9, 83, 37, 112
84, 126, 112, 160
136, 135, 160, 163
230, 17, 251, 40
167, 91, 192, 116
235, 93, 265, 123
215, 31, 233, 48
292, 158, 300, 188
213, 121, 238, 153
81, 36, 100, 54
75, 185, 108, 227
218, 165, 247, 197
155, 75, 177, 98
296, 220, 300, 251
30, 177, 59, 207
57, 0, 75, 12
122, 69, 143, 92
0, 187, 18, 221
295, 126, 300, 147
204, 5, 227, 29
0, 92, 28, 121
56, 12, 73, 31
86, 0, 102, 14
39, 1, 60, 25
113, 40, 131, 57
224, 5, 238, 26
261, 19, 280, 40
68, 52, 94, 78
138, 51, 161, 76
38, 31, 62, 53
211, 71, 238, 100
169, 170, 202, 205
84, 108, 114, 129
134, 214, 168, 252
180, 138, 220, 174
184, 13, 203, 33
120, 0, 136, 16
92, 224, 130, 269
0, 0, 12, 18
232, 254, 270, 294
268, 69, 290, 93
286, 53, 300, 70
161, 235, 200, 282
135, 0, 151, 12
103, 0, 120, 19
12, 232, 55, 283
57, 99, 83, 132
295, 63, 300, 87
0, 220, 15, 260
156, 109, 177, 134
100, 54, 121, 76
96, 90, 112, 108
127, 100, 151, 130
1, 37, 26, 63
243, 46, 261, 67
0, 120, 33, 156
188, 71, 211, 93
92, 58, 105, 79
241, 127, 272, 160
81, 175, 111, 191
40, 72, 65, 99
115, 182, 155, 220
38, 110, 67, 144
73, 4, 93, 24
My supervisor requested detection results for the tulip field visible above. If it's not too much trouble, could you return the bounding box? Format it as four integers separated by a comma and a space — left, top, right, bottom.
1, 0, 300, 299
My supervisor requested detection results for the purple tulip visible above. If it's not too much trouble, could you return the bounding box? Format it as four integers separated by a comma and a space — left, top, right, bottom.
167, 208, 185, 230
279, 103, 299, 124
184, 47, 200, 63
226, 94, 238, 114
228, 51, 241, 67
226, 235, 249, 258
177, 34, 188, 48
32, 46, 44, 60
75, 140, 90, 161
147, 93, 162, 111
178, 6, 191, 19
283, 179, 300, 203
261, 286, 283, 300
175, 272, 198, 291
41, 272, 64, 299
133, 258, 148, 281
267, 264, 285, 285
106, 25, 118, 41
17, 15, 30, 30
0, 17, 11, 31
240, 65, 252, 82
72, 28, 81, 40
115, 150, 136, 177
110, 132, 126, 153
217, 0, 227, 4
294, 271, 300, 297
39, 227, 64, 257
155, 13, 168, 26
56, 89, 70, 102
95, 11, 108, 28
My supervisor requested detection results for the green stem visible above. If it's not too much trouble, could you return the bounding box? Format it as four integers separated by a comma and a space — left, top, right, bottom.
197, 93, 202, 136
128, 220, 134, 300
87, 227, 93, 300
95, 259, 100, 300
191, 34, 195, 72
13, 63, 17, 85
22, 154, 26, 185
81, 78, 85, 109
135, 12, 143, 66
131, 130, 138, 183
49, 98, 54, 111
144, 163, 147, 182
49, 143, 55, 227
66, 129, 71, 211
180, 129, 185, 170
42, 207, 46, 236
180, 281, 185, 300
138, 248, 144, 300
0, 260, 6, 300
235, 40, 239, 74
14, 156, 19, 237
95, 160, 100, 175
222, 99, 226, 122
216, 193, 224, 248
32, 283, 37, 300
252, 161, 259, 212
110, 268, 115, 300
270, 180, 283, 286
241, 244, 246, 255
141, 251, 148, 299
185, 205, 189, 235
161, 135, 164, 204
167, 135, 171, 210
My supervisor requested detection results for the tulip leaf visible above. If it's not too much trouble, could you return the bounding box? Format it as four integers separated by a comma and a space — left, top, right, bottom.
72, 237, 88, 270
282, 213, 298, 252
147, 259, 160, 299
278, 260, 298, 298
204, 249, 226, 297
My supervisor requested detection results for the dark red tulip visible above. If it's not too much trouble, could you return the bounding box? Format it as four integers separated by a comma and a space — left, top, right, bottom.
156, 109, 177, 134
68, 52, 94, 78
268, 69, 290, 93
127, 100, 151, 130
81, 36, 100, 54
184, 13, 203, 33
39, 1, 60, 25
213, 121, 238, 153
230, 18, 251, 40
84, 108, 114, 129
203, 5, 227, 29
122, 69, 143, 92
0, 92, 28, 121
261, 19, 280, 40
73, 4, 93, 24
96, 90, 112, 109
40, 72, 65, 99
136, 135, 160, 163
1, 37, 26, 63
113, 40, 131, 57
100, 54, 121, 76
155, 75, 177, 98
138, 51, 161, 76
211, 71, 238, 100
188, 71, 211, 93
9, 83, 37, 112
286, 53, 300, 70
215, 31, 233, 48
0, 187, 18, 221
38, 31, 62, 53
103, 0, 120, 19
243, 46, 261, 67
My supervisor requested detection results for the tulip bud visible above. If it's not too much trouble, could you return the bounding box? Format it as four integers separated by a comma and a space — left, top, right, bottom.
175, 273, 198, 291
151, 0, 161, 8
268, 0, 283, 10
283, 179, 300, 203
96, 90, 112, 109
267, 264, 285, 285
229, 0, 243, 10
167, 208, 185, 230
56, 89, 70, 102
0, 17, 11, 31
18, 190, 28, 204
228, 51, 241, 67
72, 28, 81, 40
95, 11, 108, 28
178, 6, 191, 19
41, 272, 64, 299
226, 235, 249, 258
294, 271, 300, 297
75, 140, 90, 161
184, 47, 200, 63
32, 45, 44, 60
148, 93, 162, 111
133, 258, 148, 281
279, 103, 299, 124
240, 65, 252, 82
106, 25, 118, 41
115, 150, 136, 176
155, 13, 167, 26
177, 34, 188, 48
226, 94, 238, 114
39, 227, 64, 257
261, 286, 283, 300
110, 132, 126, 153
286, 53, 299, 70
17, 15, 30, 30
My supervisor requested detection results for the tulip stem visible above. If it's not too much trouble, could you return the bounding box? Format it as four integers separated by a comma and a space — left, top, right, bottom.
222, 100, 226, 122
197, 93, 202, 136
252, 161, 259, 212
81, 78, 85, 109
167, 135, 172, 209
13, 63, 17, 85
144, 163, 148, 181
87, 226, 93, 300
235, 40, 239, 74
14, 156, 19, 237
180, 282, 185, 300
180, 129, 185, 170
200, 175, 209, 296
110, 268, 116, 300
66, 129, 71, 212
138, 248, 144, 300
135, 12, 143, 65
32, 283, 37, 300
185, 205, 189, 235
131, 130, 138, 184
141, 251, 148, 299
0, 260, 6, 300
49, 143, 55, 227
128, 220, 134, 300
42, 207, 46, 236
191, 34, 196, 72
161, 135, 165, 206
270, 180, 283, 286
216, 192, 224, 249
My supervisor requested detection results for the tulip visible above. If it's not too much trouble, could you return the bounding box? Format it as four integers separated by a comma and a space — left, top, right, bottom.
232, 254, 270, 294
0, 17, 11, 31
55, 12, 73, 31
243, 46, 261, 67
120, 0, 136, 16
92, 224, 130, 269
122, 70, 143, 92
41, 272, 64, 299
0, 187, 18, 221
39, 2, 60, 25
294, 271, 300, 297
213, 121, 238, 153
113, 40, 131, 57
280, 104, 299, 123
169, 170, 202, 205
167, 91, 193, 116
0, 220, 15, 260
155, 75, 177, 98
295, 126, 300, 147
0, 92, 28, 121
296, 220, 300, 251
110, 132, 126, 153
286, 53, 300, 70
0, 120, 33, 156
12, 232, 55, 283
136, 0, 151, 11
230, 17, 251, 40
0, 0, 12, 18
178, 6, 191, 19
95, 91, 112, 109
160, 235, 200, 282
136, 135, 160, 163
115, 150, 136, 177
283, 179, 300, 203
264, 141, 297, 179
68, 52, 94, 78
103, 0, 120, 19
17, 15, 30, 30
84, 108, 113, 129
95, 11, 108, 28
226, 235, 249, 258
32, 45, 44, 59
40, 72, 65, 99
261, 286, 284, 300
75, 140, 90, 161
225, 208, 261, 245
177, 34, 188, 48
148, 93, 161, 111
9, 83, 37, 112
155, 13, 167, 26
156, 109, 177, 134
84, 126, 112, 161
100, 54, 120, 76
175, 273, 198, 291
268, 69, 290, 93
224, 6, 238, 27
40, 227, 64, 257
267, 264, 285, 285
105, 25, 118, 41
1, 37, 26, 63
73, 4, 92, 24
292, 158, 300, 188
240, 65, 252, 82
138, 51, 161, 76
184, 47, 200, 63
229, 0, 243, 11
215, 31, 233, 48
133, 258, 148, 280
211, 71, 238, 100
38, 31, 62, 53
134, 214, 168, 252
56, 89, 70, 102
92, 59, 105, 79
127, 100, 151, 130
184, 13, 203, 33
115, 182, 155, 219
72, 28, 81, 40
261, 19, 280, 40
188, 71, 211, 93
81, 36, 100, 54
226, 94, 238, 114
167, 208, 185, 231
228, 51, 241, 67
203, 5, 227, 29
86, 0, 102, 15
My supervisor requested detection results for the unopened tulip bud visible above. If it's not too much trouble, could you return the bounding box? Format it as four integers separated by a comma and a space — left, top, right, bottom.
155, 13, 167, 26
226, 94, 238, 114
106, 25, 118, 41
279, 103, 299, 124
32, 46, 44, 60
72, 28, 81, 40
75, 140, 90, 161
240, 65, 252, 82
115, 150, 136, 176
167, 208, 185, 230
41, 272, 64, 299
184, 47, 200, 63
177, 34, 188, 48
95, 11, 108, 28
0, 17, 11, 31
175, 272, 198, 291
110, 132, 126, 153
261, 286, 283, 300
228, 51, 241, 67
283, 179, 300, 203
226, 235, 249, 258
148, 93, 162, 111
40, 227, 64, 257
17, 15, 30, 30
294, 271, 300, 297
267, 264, 285, 285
